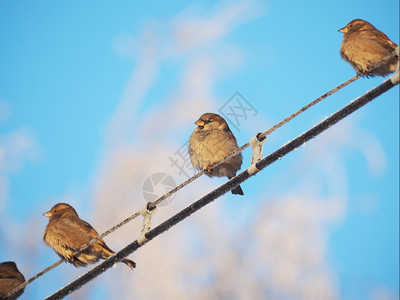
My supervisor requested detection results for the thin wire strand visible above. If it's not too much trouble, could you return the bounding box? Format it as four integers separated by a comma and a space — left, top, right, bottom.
6, 48, 398, 299
211, 47, 398, 168
45, 76, 398, 300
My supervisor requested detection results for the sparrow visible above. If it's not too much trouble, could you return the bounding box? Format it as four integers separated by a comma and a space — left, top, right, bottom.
189, 112, 244, 195
0, 261, 25, 300
43, 203, 135, 269
339, 19, 398, 77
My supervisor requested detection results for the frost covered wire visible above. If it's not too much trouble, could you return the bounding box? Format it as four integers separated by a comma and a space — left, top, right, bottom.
45, 76, 398, 300
6, 49, 398, 299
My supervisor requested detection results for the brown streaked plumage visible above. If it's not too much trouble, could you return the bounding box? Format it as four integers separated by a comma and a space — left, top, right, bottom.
189, 112, 244, 195
339, 19, 398, 77
0, 261, 25, 300
43, 203, 135, 269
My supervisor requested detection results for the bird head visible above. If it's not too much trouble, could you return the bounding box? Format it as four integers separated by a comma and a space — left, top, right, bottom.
194, 113, 230, 131
338, 19, 375, 34
43, 203, 78, 218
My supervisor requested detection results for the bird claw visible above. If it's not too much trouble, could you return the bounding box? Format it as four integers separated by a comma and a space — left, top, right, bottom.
206, 165, 213, 174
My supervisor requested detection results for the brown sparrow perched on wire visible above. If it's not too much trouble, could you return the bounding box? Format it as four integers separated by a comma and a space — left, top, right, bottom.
189, 112, 244, 195
339, 19, 398, 77
0, 261, 25, 300
43, 203, 135, 269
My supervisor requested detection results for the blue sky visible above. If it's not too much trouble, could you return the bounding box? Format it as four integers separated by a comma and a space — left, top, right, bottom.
0, 1, 399, 299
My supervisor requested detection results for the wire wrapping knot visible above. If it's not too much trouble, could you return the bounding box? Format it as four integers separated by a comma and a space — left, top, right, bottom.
390, 46, 399, 85
247, 132, 266, 175
138, 203, 157, 245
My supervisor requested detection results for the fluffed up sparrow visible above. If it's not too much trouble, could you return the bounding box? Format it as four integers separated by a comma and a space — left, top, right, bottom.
189, 112, 244, 195
0, 261, 25, 300
339, 19, 398, 77
43, 203, 135, 269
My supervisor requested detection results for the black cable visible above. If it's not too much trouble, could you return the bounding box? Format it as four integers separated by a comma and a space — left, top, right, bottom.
7, 48, 399, 299
45, 76, 397, 300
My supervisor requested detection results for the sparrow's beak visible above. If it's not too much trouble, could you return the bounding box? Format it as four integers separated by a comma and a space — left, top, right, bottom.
43, 211, 52, 217
338, 27, 348, 33
195, 120, 205, 127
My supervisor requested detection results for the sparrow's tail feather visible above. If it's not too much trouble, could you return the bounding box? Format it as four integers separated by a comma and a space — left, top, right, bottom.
121, 258, 136, 269
231, 184, 244, 195
100, 242, 136, 269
